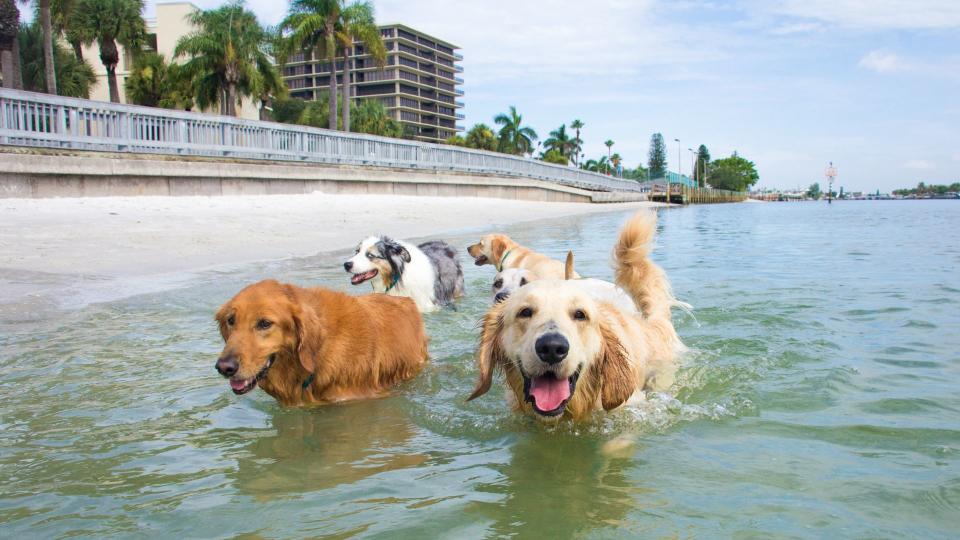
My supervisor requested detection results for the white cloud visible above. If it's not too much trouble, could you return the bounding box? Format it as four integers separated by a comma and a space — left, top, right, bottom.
904, 159, 936, 170
768, 0, 960, 30
769, 22, 824, 35
858, 50, 903, 73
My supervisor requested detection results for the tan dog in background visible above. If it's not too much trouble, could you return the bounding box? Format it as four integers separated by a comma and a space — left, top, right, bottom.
467, 234, 580, 280
215, 279, 428, 406
467, 210, 684, 421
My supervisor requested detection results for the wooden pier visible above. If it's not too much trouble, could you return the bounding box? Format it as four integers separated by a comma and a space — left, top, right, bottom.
647, 183, 747, 204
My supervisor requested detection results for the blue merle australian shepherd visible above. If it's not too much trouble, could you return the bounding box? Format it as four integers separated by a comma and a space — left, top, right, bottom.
344, 236, 465, 312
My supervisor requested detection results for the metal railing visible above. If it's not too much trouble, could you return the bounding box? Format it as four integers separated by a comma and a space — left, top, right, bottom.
0, 88, 645, 193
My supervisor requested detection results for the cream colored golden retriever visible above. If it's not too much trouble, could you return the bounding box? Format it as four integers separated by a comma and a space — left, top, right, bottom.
467, 234, 579, 280
467, 210, 684, 421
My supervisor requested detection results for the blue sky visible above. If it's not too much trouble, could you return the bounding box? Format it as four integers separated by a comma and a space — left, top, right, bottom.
141, 1, 960, 191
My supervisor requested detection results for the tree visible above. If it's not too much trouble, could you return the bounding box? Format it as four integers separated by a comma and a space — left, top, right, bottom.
604, 139, 614, 160
708, 152, 759, 191
493, 105, 538, 155
648, 132, 667, 179
71, 0, 145, 103
124, 52, 193, 109
0, 0, 18, 88
336, 0, 384, 132
544, 124, 575, 161
281, 0, 344, 130
176, 1, 280, 117
444, 134, 466, 146
350, 98, 402, 137
51, 0, 84, 60
541, 149, 567, 165
39, 0, 55, 93
694, 144, 711, 187
18, 21, 95, 97
465, 123, 497, 151
570, 118, 584, 165
610, 152, 622, 176
807, 182, 821, 200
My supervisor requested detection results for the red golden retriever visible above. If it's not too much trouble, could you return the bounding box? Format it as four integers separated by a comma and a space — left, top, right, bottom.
214, 279, 428, 406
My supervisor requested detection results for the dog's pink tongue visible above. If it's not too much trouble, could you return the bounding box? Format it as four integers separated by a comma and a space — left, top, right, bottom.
530, 375, 570, 411
230, 378, 250, 392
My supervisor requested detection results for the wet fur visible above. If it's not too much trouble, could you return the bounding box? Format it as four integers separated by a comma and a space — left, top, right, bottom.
468, 210, 684, 421
467, 234, 580, 280
346, 236, 464, 312
215, 280, 428, 406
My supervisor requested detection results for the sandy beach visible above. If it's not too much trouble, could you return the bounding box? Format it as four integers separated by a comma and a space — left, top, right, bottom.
2, 194, 661, 276
0, 193, 661, 314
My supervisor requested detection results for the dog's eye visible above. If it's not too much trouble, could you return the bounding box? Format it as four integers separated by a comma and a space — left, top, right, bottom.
256, 319, 273, 331
519, 278, 528, 286
572, 309, 587, 321
226, 314, 235, 326
366, 252, 375, 259
493, 279, 503, 289
517, 307, 533, 318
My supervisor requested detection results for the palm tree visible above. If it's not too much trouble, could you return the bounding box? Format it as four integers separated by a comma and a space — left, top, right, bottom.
0, 0, 18, 88
465, 123, 497, 151
544, 124, 575, 161
17, 21, 96, 97
71, 0, 145, 103
604, 139, 614, 160
493, 105, 537, 155
175, 1, 279, 116
125, 52, 193, 109
38, 0, 55, 93
351, 98, 402, 137
336, 0, 384, 132
51, 0, 83, 60
281, 0, 344, 130
570, 118, 584, 165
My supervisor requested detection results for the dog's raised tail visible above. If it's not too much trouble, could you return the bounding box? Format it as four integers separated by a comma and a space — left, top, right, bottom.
613, 210, 688, 321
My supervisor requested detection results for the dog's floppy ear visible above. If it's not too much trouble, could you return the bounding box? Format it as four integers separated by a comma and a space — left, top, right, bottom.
565, 251, 575, 280
598, 318, 634, 411
287, 287, 323, 374
467, 303, 507, 401
214, 303, 231, 340
383, 237, 411, 263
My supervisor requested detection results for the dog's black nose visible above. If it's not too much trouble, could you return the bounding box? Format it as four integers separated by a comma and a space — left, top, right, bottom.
494, 292, 510, 304
343, 261, 353, 271
535, 333, 569, 364
216, 355, 238, 377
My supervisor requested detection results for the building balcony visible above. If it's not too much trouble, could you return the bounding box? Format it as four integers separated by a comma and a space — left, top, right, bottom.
455, 65, 463, 73
456, 113, 465, 120
455, 100, 465, 107
454, 77, 464, 84
454, 53, 464, 61
455, 89, 464, 96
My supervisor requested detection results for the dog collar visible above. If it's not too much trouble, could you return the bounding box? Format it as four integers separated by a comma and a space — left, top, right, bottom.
385, 273, 401, 293
301, 372, 315, 391
497, 249, 513, 271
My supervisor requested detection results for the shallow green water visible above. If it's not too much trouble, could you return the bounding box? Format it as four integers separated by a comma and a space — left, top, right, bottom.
2, 201, 959, 538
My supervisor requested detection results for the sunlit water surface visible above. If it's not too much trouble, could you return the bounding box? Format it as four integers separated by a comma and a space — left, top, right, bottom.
1, 200, 958, 538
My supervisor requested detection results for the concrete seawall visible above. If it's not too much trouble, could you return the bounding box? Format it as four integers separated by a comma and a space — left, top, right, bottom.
0, 148, 647, 203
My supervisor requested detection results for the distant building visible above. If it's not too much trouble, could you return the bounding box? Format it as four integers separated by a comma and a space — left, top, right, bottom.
281, 24, 464, 143
82, 2, 259, 120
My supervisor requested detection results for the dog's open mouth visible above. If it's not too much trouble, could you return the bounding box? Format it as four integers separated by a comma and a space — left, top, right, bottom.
229, 355, 274, 395
523, 368, 581, 416
350, 269, 378, 285
473, 254, 489, 266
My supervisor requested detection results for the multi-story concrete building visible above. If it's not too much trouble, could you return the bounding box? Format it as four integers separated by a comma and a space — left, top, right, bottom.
281, 24, 464, 143
83, 2, 259, 120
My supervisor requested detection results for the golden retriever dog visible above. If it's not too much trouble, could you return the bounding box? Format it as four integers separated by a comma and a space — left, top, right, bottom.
467, 234, 579, 280
214, 279, 428, 406
467, 210, 684, 421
